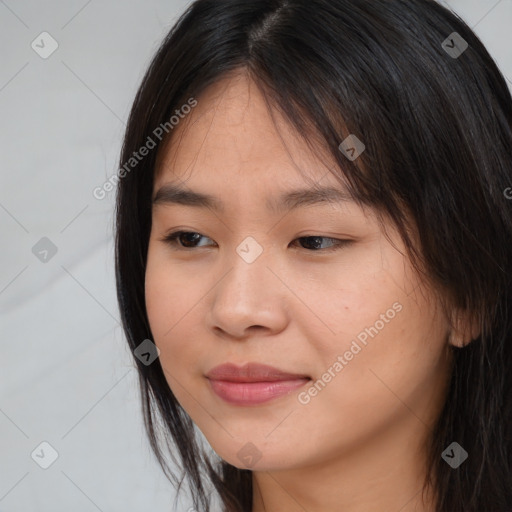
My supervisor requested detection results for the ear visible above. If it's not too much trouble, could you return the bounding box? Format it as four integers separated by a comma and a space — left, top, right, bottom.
448, 307, 481, 348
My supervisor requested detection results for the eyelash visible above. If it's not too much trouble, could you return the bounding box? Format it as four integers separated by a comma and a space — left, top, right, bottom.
159, 230, 353, 252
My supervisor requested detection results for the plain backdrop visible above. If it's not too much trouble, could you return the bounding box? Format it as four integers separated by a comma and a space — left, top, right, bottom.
1, 1, 511, 511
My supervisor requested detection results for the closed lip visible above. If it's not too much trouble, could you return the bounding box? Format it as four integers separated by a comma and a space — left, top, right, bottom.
205, 362, 310, 382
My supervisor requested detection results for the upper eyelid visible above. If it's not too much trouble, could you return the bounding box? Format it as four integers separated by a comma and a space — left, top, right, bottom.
160, 230, 352, 249
161, 230, 344, 241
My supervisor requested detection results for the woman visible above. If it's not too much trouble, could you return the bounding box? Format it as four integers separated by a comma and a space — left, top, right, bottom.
115, 0, 512, 510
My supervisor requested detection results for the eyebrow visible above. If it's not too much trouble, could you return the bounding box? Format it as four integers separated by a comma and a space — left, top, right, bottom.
152, 182, 354, 214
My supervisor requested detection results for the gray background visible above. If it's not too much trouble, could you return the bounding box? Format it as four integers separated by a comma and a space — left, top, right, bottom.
1, 1, 511, 511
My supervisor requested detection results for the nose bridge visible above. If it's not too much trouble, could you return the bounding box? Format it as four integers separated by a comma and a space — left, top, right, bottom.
224, 234, 275, 304
207, 234, 288, 337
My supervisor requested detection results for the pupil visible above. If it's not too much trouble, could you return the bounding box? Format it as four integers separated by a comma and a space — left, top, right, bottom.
304, 237, 322, 249
182, 232, 200, 247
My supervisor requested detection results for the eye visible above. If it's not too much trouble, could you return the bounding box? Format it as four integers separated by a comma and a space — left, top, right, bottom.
160, 231, 353, 252
290, 236, 352, 252
160, 230, 215, 249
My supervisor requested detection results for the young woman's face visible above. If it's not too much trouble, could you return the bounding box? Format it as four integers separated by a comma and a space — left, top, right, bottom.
145, 72, 454, 473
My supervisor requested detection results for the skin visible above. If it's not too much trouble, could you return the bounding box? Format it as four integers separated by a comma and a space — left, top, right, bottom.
145, 70, 476, 512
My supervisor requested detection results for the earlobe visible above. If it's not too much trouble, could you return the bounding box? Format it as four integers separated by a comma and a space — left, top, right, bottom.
448, 307, 481, 348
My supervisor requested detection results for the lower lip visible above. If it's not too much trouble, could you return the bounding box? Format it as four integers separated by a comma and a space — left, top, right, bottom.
207, 378, 310, 406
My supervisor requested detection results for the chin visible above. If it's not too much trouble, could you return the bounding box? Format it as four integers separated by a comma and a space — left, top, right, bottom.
208, 438, 305, 472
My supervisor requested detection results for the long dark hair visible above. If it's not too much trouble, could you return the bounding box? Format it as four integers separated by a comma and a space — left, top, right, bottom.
114, 0, 512, 510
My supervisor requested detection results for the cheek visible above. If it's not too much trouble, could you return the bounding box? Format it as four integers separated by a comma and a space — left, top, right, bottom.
309, 286, 448, 414
145, 269, 174, 340
297, 244, 448, 411
145, 253, 181, 364
144, 246, 208, 376
287, 244, 404, 344
145, 243, 191, 338
288, 300, 449, 468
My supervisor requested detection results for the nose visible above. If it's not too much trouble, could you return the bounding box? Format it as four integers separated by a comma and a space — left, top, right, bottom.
206, 243, 290, 340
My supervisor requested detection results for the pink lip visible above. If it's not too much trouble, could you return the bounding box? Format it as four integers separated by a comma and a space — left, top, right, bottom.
205, 363, 311, 406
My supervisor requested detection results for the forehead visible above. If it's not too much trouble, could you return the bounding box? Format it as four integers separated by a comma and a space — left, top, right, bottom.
153, 72, 344, 193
